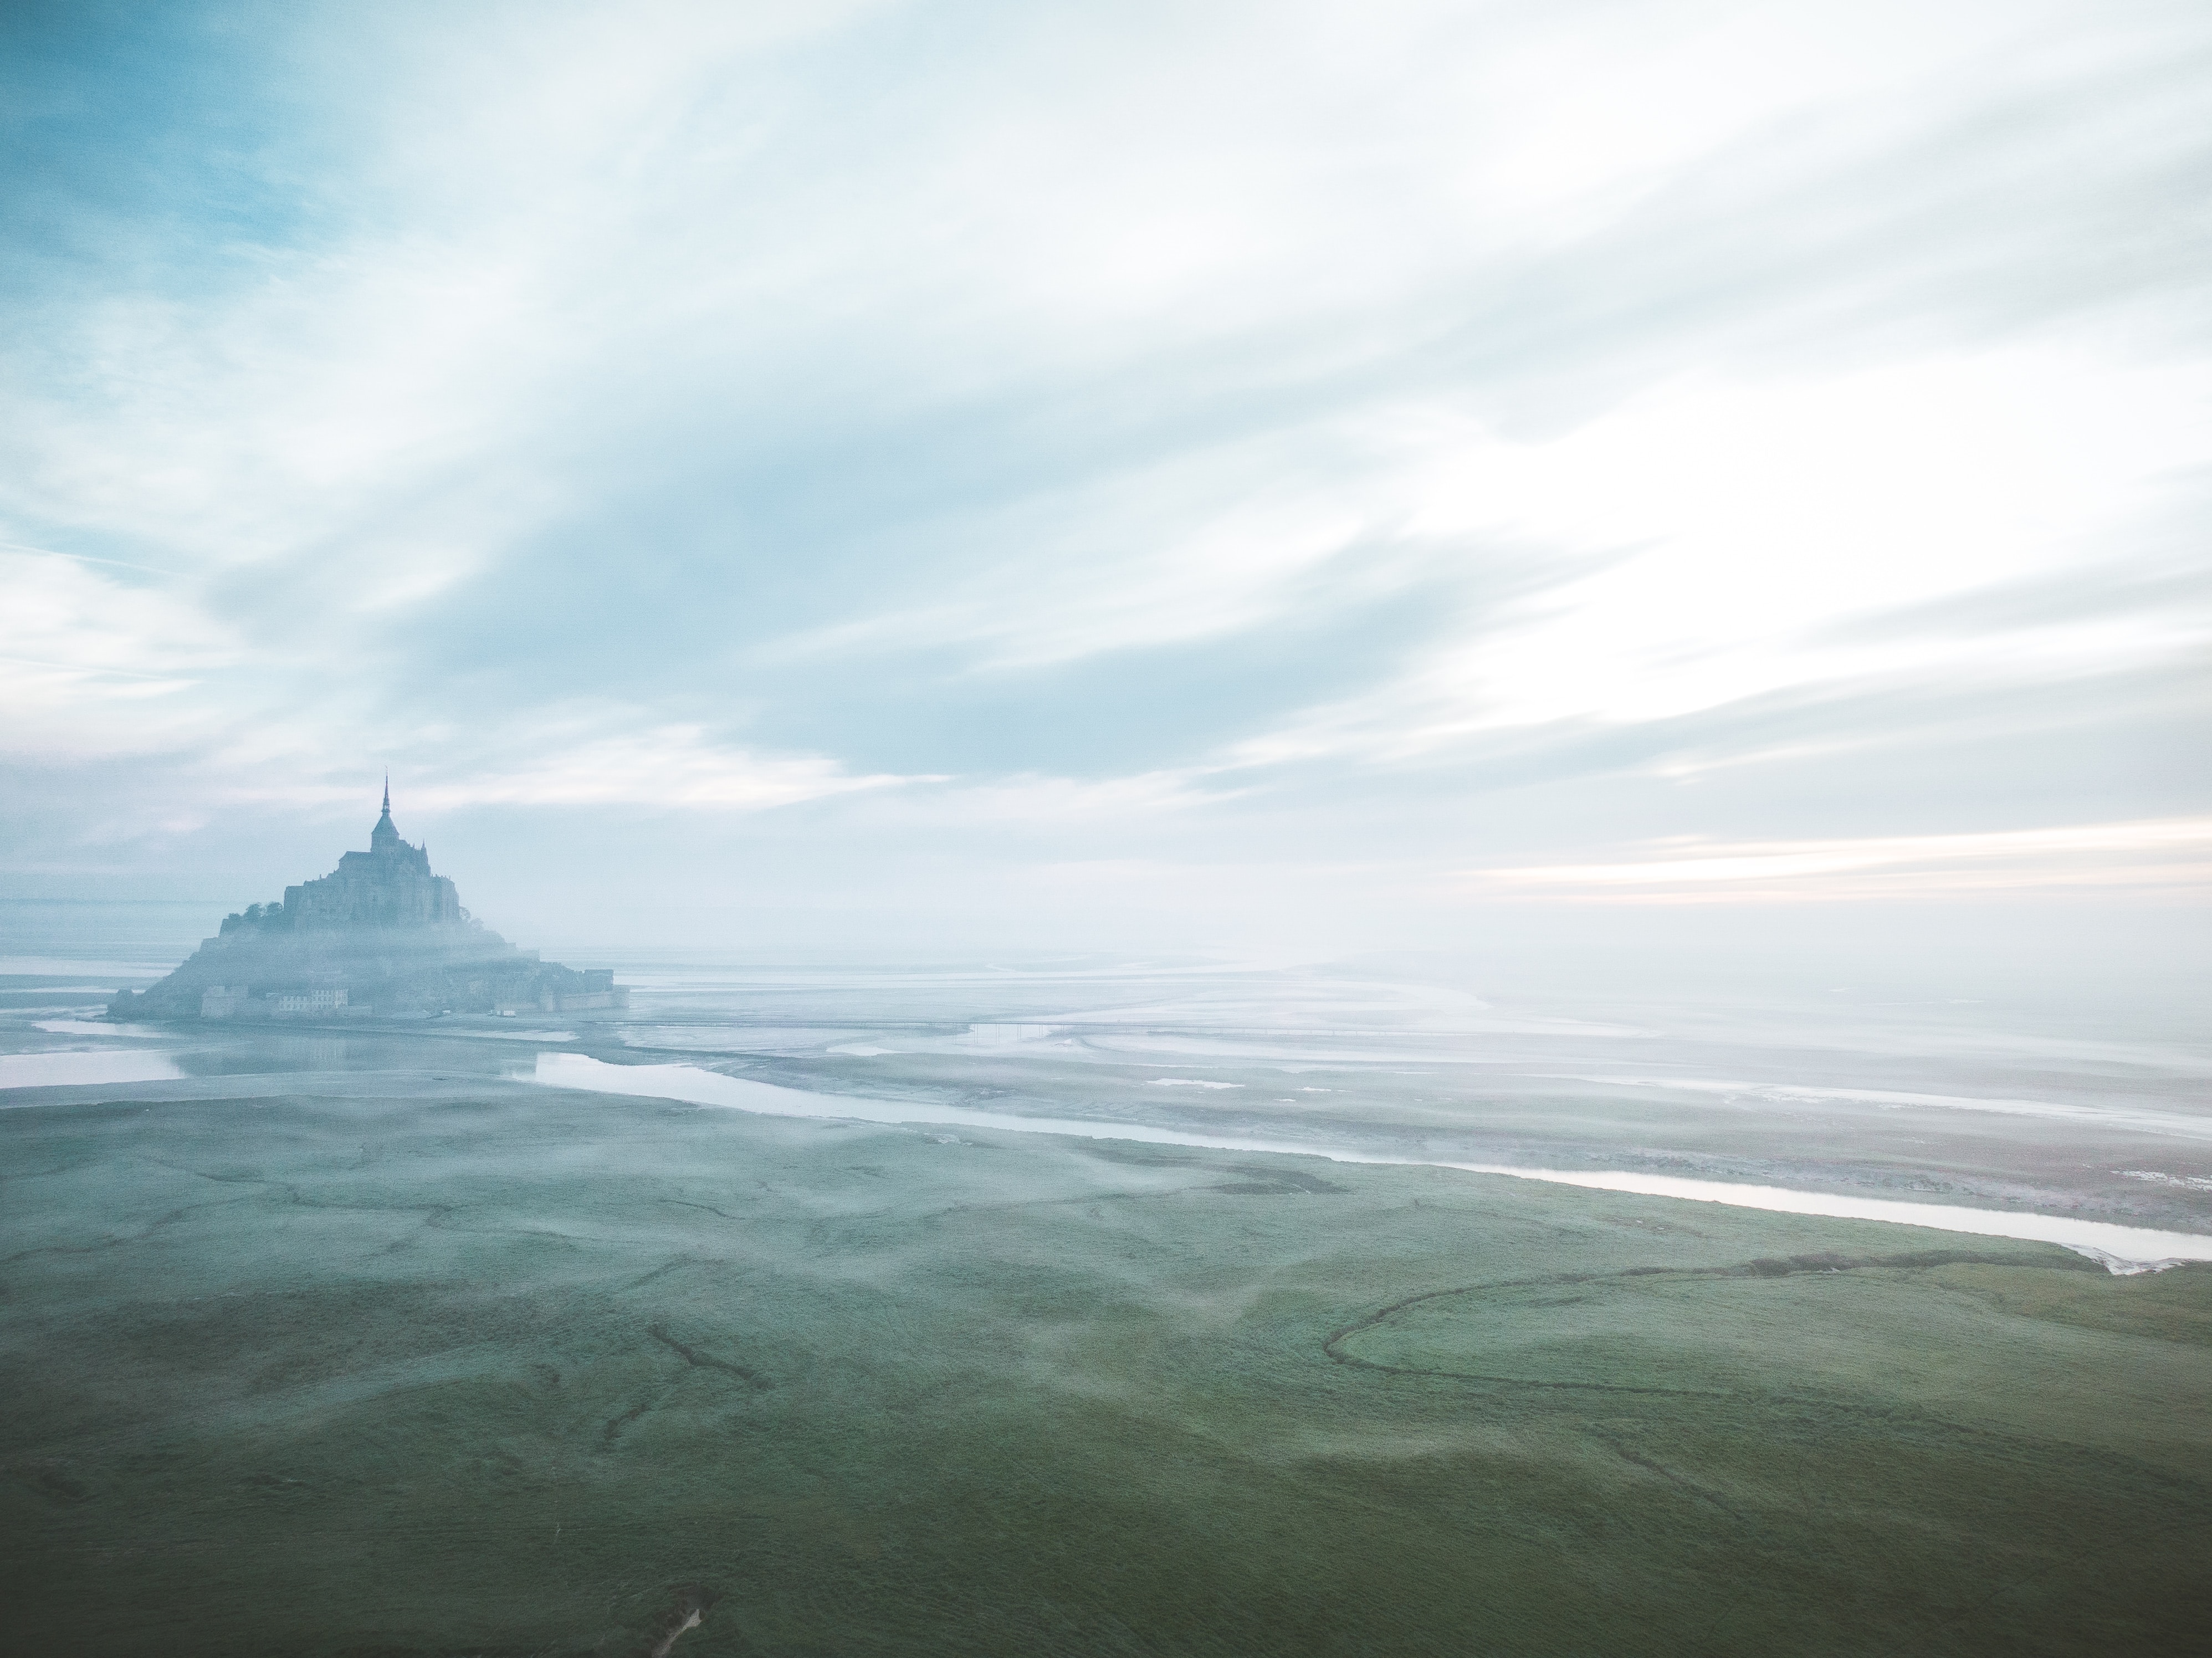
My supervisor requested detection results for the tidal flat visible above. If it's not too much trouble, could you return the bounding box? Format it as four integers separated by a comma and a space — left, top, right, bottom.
4, 1081, 2210, 1655
5, 958, 2211, 1654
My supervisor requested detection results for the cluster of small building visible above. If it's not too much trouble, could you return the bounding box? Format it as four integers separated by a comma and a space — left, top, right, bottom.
192, 970, 623, 1020
198, 984, 356, 1020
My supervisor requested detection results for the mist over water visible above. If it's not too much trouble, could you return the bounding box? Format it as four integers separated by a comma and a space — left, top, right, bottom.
9, 944, 2207, 1251
592, 958, 2212, 1258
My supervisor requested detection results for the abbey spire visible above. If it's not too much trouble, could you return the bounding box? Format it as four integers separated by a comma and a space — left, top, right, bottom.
371, 774, 401, 852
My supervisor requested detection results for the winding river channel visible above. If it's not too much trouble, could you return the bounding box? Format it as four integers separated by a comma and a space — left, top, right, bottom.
531, 1052, 2212, 1274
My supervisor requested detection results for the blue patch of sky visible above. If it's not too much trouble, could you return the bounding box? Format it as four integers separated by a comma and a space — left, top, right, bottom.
0, 2, 339, 298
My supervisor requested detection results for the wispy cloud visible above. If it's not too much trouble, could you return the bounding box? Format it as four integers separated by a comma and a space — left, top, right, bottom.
412, 726, 915, 812
1464, 818, 2212, 902
2, 0, 2205, 950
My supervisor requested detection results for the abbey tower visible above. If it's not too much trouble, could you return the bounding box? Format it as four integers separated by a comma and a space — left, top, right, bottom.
278, 779, 463, 929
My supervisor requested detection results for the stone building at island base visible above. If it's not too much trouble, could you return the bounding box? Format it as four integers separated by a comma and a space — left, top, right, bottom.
109, 785, 629, 1022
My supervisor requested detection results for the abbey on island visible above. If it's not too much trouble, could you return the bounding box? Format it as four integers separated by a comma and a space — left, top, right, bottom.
110, 784, 627, 1022
272, 778, 464, 929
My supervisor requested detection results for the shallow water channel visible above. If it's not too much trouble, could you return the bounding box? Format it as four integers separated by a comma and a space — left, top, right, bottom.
531, 1051, 2212, 1272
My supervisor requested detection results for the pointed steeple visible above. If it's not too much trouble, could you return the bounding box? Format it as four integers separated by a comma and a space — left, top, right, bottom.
371, 774, 401, 851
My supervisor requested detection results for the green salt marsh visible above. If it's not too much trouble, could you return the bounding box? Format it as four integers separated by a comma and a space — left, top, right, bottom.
3, 1079, 2208, 1655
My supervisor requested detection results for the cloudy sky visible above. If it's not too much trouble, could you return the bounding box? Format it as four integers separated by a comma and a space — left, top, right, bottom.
3, 0, 2207, 971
